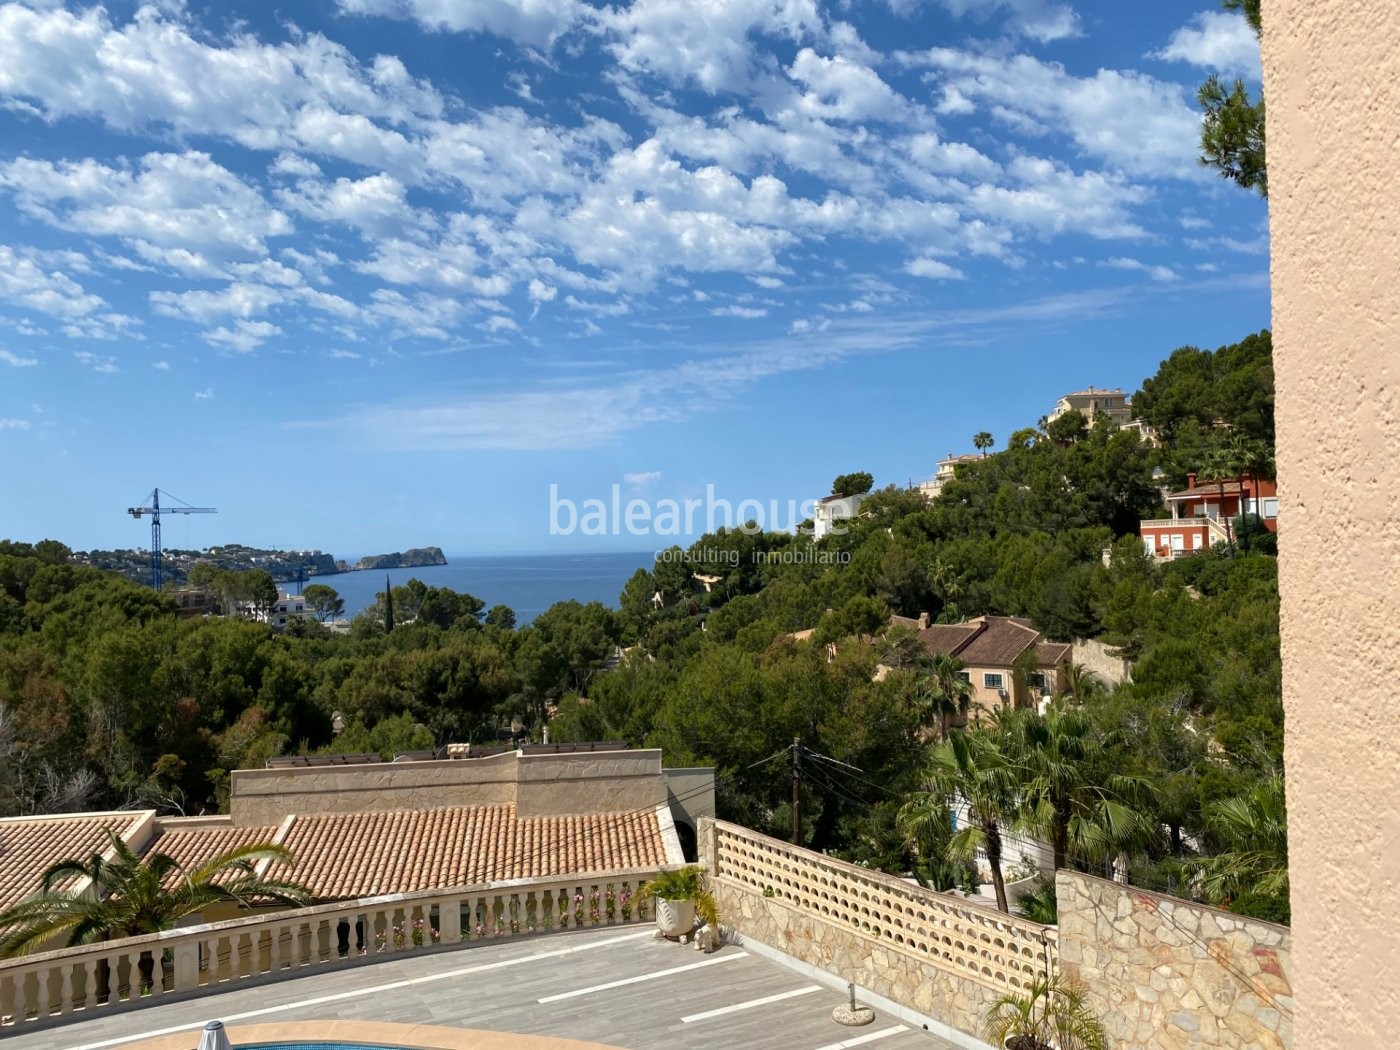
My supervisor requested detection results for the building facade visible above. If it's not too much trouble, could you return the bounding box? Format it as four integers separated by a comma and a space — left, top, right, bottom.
1140, 473, 1279, 560
1047, 386, 1134, 426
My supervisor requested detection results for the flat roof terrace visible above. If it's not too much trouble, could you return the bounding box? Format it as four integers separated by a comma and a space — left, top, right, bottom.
4, 927, 959, 1050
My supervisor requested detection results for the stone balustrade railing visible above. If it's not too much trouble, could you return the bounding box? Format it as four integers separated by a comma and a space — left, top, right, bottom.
708, 820, 1055, 997
0, 869, 658, 1032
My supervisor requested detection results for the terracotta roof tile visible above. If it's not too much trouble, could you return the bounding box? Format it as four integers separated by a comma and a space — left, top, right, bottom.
916, 617, 1070, 670
957, 618, 1042, 666
0, 813, 146, 911
146, 823, 281, 888
271, 805, 666, 901
914, 624, 979, 654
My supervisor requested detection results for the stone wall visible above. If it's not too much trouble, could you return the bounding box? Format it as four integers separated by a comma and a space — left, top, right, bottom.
702, 819, 1054, 1046
1056, 871, 1292, 1049
231, 749, 668, 826
1069, 637, 1131, 687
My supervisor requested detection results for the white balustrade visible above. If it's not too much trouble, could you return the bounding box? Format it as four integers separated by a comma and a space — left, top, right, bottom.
0, 868, 657, 1032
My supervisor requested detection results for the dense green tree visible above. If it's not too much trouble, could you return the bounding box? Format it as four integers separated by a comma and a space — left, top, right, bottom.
830, 472, 874, 497
301, 584, 344, 622
1197, 0, 1265, 196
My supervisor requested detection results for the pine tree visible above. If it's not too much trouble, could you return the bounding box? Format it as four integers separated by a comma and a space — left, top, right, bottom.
383, 574, 394, 633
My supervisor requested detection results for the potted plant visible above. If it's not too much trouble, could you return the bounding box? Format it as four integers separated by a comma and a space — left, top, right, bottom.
638, 866, 719, 938
983, 974, 1105, 1050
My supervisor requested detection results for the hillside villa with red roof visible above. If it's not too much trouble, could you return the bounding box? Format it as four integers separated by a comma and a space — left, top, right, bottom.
1140, 471, 1279, 561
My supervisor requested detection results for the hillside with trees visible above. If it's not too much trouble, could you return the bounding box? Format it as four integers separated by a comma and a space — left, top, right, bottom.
0, 330, 1284, 921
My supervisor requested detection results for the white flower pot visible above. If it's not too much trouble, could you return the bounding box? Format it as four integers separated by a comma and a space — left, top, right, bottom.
654, 897, 696, 938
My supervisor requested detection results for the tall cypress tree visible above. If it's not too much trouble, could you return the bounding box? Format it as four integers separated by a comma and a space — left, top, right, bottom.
383, 574, 394, 633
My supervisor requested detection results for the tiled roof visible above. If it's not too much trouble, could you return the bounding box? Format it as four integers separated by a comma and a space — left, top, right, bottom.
915, 624, 979, 654
1167, 481, 1247, 499
146, 823, 281, 886
957, 618, 1042, 666
273, 805, 667, 900
915, 617, 1070, 670
0, 813, 146, 911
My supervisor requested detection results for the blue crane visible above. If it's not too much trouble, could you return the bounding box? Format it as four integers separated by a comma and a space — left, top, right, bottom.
127, 489, 217, 590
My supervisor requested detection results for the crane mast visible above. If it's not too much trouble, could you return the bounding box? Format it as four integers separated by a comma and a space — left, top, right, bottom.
127, 488, 217, 590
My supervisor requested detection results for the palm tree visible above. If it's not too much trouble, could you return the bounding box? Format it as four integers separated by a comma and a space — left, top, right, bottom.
913, 652, 975, 740
1200, 443, 1247, 548
898, 730, 1019, 911
999, 703, 1158, 871
0, 831, 314, 990
1196, 773, 1289, 909
984, 974, 1106, 1050
1227, 434, 1275, 528
1061, 663, 1103, 704
973, 431, 995, 457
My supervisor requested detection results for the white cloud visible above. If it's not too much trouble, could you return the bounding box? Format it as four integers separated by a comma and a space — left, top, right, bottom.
0, 348, 37, 367
0, 152, 292, 260
787, 48, 911, 123
0, 244, 131, 333
194, 386, 214, 399
905, 49, 1201, 179
0, 418, 31, 431
0, 4, 444, 146
1102, 256, 1179, 281
711, 305, 768, 318
623, 470, 662, 488
528, 279, 557, 303
327, 348, 362, 359
152, 360, 171, 370
918, 0, 1080, 42
1153, 11, 1260, 79
966, 156, 1149, 240
603, 0, 825, 93
337, 0, 584, 47
73, 350, 119, 373
481, 314, 520, 333
278, 172, 423, 236
904, 257, 966, 280
203, 319, 281, 352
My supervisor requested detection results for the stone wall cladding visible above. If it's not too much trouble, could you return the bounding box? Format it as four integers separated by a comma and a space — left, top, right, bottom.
702, 819, 1055, 1042
1056, 871, 1292, 1049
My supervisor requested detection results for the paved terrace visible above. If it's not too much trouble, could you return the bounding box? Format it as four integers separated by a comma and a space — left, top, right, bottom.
4, 927, 960, 1050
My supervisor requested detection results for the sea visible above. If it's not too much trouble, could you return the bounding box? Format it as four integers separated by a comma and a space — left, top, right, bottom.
296, 551, 654, 625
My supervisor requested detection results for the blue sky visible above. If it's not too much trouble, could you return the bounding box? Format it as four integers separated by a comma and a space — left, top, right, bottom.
0, 0, 1269, 556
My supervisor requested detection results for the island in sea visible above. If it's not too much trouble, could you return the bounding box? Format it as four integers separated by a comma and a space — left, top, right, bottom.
344, 547, 448, 571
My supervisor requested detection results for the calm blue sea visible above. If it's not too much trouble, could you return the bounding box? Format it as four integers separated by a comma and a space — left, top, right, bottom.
297, 551, 653, 625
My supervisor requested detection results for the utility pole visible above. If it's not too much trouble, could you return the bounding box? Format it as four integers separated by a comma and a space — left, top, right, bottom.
791, 737, 802, 845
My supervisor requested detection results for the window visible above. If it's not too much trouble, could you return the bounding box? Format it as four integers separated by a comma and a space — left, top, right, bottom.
956, 671, 971, 683
1027, 672, 1047, 690
1263, 498, 1279, 519
984, 673, 1004, 689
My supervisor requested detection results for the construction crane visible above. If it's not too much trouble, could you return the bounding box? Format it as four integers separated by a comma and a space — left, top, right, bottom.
128, 489, 217, 591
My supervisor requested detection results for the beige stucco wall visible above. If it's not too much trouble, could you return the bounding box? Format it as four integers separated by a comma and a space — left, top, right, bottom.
1057, 872, 1291, 1049
230, 750, 666, 825
514, 751, 664, 817
1263, 3, 1400, 1045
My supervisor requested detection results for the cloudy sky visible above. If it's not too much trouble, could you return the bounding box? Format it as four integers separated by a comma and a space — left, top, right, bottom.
0, 0, 1268, 555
